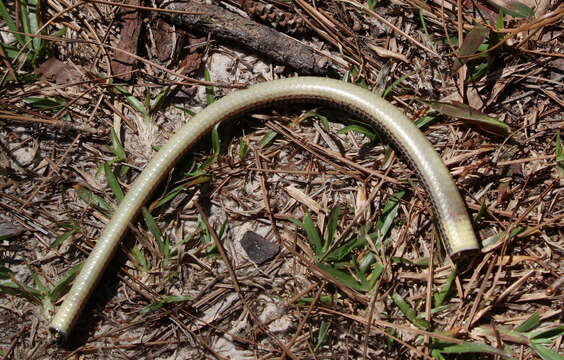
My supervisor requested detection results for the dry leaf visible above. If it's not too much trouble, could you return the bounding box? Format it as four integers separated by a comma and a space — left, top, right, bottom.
424, 100, 509, 136
285, 184, 326, 214
453, 25, 489, 72
36, 58, 82, 85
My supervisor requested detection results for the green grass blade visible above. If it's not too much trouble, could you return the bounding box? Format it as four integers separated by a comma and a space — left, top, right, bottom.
115, 86, 149, 115
0, 265, 14, 280
392, 292, 430, 329
337, 124, 376, 142
153, 185, 187, 209
381, 190, 406, 215
49, 263, 83, 301
496, 8, 506, 30
417, 304, 451, 319
317, 263, 365, 291
29, 0, 42, 57
303, 212, 323, 256
314, 320, 330, 351
431, 349, 447, 360
424, 100, 509, 136
382, 72, 414, 98
239, 137, 249, 161
467, 61, 490, 82
324, 204, 341, 253
414, 115, 438, 129
482, 226, 525, 247
19, 0, 32, 46
418, 1, 435, 53
142, 207, 164, 253
297, 295, 332, 304
0, 1, 24, 45
131, 246, 149, 272
358, 249, 374, 274
514, 312, 540, 333
529, 326, 564, 343
326, 235, 365, 262
153, 176, 209, 210
366, 262, 384, 290
50, 227, 78, 249
0, 281, 41, 303
556, 131, 564, 173
376, 200, 400, 242
109, 128, 126, 162
304, 110, 330, 131
258, 130, 278, 148
1, 43, 22, 61
162, 236, 170, 264
217, 218, 228, 240
530, 343, 564, 360
24, 97, 65, 111
204, 69, 215, 104
102, 162, 125, 204
211, 123, 221, 159
201, 218, 228, 254
144, 87, 151, 110
435, 341, 512, 358
30, 270, 47, 295
50, 26, 67, 38
175, 105, 196, 116
434, 265, 457, 307
75, 186, 113, 213
473, 200, 487, 224
150, 87, 170, 113
356, 261, 370, 289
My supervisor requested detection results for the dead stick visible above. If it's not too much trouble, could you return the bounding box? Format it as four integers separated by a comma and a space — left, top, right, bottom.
161, 2, 333, 74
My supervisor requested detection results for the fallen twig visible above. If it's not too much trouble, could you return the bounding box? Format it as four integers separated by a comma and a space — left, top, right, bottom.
162, 2, 333, 74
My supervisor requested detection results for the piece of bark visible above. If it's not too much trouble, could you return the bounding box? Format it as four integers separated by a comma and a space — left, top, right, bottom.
148, 18, 204, 74
178, 36, 206, 75
161, 2, 332, 74
111, 0, 142, 80
150, 18, 177, 62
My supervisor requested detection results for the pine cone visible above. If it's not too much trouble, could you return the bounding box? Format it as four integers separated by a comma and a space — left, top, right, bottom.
241, 0, 307, 35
